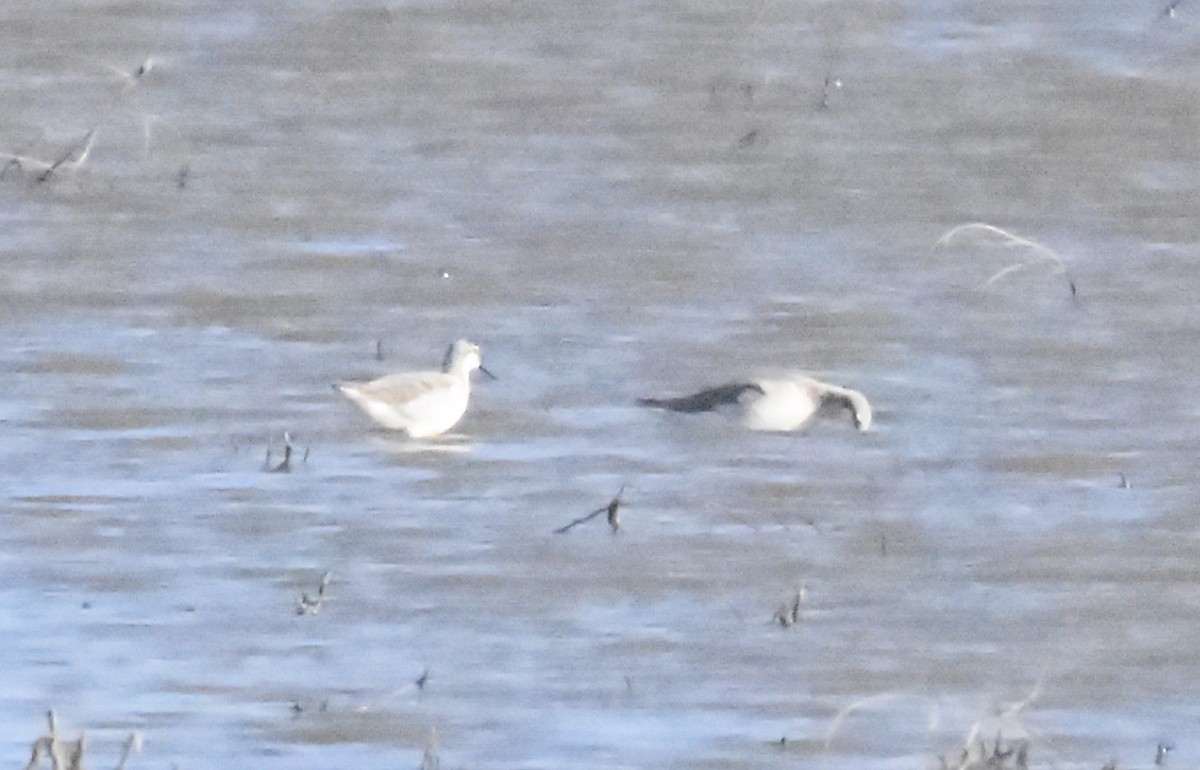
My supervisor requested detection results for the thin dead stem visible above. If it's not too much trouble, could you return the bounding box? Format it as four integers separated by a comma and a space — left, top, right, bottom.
553, 483, 626, 534
824, 679, 1049, 770
1, 55, 165, 182
296, 570, 332, 615
24, 711, 140, 770
824, 692, 935, 753
935, 223, 1077, 299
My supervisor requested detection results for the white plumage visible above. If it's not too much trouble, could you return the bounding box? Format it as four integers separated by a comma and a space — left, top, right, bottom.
639, 374, 872, 433
335, 340, 491, 438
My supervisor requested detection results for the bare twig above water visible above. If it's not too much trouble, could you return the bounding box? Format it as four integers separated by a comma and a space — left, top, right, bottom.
296, 570, 332, 615
606, 490, 623, 532
2, 56, 190, 186
826, 687, 1044, 767
553, 484, 626, 534
421, 727, 441, 770
935, 222, 1078, 300
266, 432, 310, 473
341, 667, 435, 714
939, 733, 1030, 770
773, 584, 806, 627
289, 698, 329, 715
267, 432, 293, 473
819, 73, 842, 110
114, 733, 144, 770
108, 57, 154, 89
957, 677, 1044, 755
825, 693, 933, 755
933, 678, 1049, 770
1, 127, 100, 182
24, 709, 83, 770
41, 127, 101, 182
24, 710, 140, 770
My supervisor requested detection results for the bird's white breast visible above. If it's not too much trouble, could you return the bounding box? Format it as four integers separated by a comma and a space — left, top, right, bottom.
737, 378, 820, 432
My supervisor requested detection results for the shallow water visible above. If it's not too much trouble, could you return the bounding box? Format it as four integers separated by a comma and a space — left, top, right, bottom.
3, 1, 1200, 767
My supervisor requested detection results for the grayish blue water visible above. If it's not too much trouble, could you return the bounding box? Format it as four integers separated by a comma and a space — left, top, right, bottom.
3, 1, 1200, 767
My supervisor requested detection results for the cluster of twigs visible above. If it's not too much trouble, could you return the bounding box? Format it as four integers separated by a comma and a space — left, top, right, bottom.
939, 733, 1029, 770
1, 58, 158, 183
939, 736, 1169, 770
23, 711, 141, 770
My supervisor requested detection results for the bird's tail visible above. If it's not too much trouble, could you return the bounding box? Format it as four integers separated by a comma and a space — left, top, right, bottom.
636, 383, 762, 413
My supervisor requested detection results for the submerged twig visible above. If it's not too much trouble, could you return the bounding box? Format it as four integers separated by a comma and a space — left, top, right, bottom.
553, 484, 626, 534
935, 222, 1077, 300
296, 570, 332, 615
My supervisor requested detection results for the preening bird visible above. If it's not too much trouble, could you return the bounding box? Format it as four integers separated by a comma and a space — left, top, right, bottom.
638, 374, 872, 433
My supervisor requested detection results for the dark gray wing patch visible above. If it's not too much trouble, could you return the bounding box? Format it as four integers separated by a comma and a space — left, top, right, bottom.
637, 382, 764, 413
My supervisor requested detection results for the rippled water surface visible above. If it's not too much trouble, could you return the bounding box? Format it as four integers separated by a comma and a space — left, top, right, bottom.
3, 1, 1200, 767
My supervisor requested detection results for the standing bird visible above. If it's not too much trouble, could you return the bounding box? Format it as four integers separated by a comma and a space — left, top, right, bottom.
334, 339, 494, 438
638, 374, 872, 433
